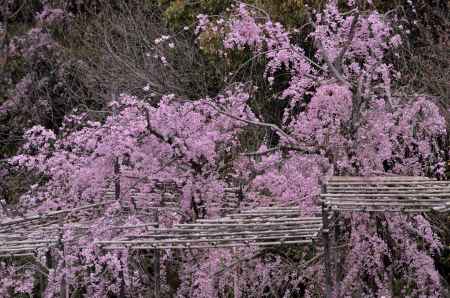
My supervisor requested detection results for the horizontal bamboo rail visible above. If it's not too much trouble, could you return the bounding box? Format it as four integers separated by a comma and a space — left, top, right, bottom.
0, 253, 35, 257
173, 222, 321, 228
126, 228, 321, 239
332, 207, 433, 212
103, 239, 314, 250
196, 218, 321, 223
326, 202, 441, 207
323, 176, 450, 213
321, 193, 450, 197
326, 188, 450, 193
326, 181, 450, 186
0, 201, 116, 227
98, 234, 318, 245
328, 176, 435, 181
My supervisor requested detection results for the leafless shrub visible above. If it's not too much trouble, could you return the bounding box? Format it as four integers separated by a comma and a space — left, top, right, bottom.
65, 1, 225, 103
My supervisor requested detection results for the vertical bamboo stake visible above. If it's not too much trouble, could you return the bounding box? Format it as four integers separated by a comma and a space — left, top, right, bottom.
154, 209, 161, 298
39, 247, 50, 296
40, 244, 52, 295
119, 251, 126, 298
39, 265, 45, 295
233, 202, 241, 298
334, 211, 342, 298
58, 220, 68, 298
115, 158, 126, 298
322, 183, 332, 298
233, 247, 240, 298
45, 248, 53, 268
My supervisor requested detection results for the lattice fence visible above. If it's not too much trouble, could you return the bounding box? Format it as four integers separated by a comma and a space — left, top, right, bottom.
96, 207, 322, 250
321, 176, 450, 212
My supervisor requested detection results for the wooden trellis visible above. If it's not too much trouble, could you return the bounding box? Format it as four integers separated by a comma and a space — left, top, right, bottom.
320, 175, 450, 298
0, 201, 116, 256
0, 164, 247, 298
3, 173, 450, 298
96, 207, 322, 250
321, 176, 450, 212
94, 205, 321, 298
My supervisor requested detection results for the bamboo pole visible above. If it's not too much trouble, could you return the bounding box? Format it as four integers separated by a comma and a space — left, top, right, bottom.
322, 197, 445, 202
195, 218, 321, 223
251, 207, 302, 210
0, 253, 34, 257
328, 176, 434, 181
326, 202, 443, 207
0, 239, 58, 245
328, 187, 450, 194
331, 207, 432, 212
321, 193, 450, 197
132, 224, 322, 234
433, 204, 450, 212
174, 222, 322, 228
240, 209, 302, 213
109, 223, 158, 229
0, 247, 50, 252
233, 246, 239, 298
153, 209, 161, 298
322, 189, 332, 298
59, 220, 68, 298
101, 240, 312, 250
333, 211, 342, 298
130, 228, 321, 239
0, 201, 115, 227
97, 234, 318, 246
326, 181, 450, 186
115, 158, 126, 298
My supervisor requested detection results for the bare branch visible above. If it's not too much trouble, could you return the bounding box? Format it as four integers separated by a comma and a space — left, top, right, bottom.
214, 250, 266, 276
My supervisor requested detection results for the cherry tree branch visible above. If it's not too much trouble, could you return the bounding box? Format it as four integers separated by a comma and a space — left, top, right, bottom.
242, 145, 319, 156
229, 47, 321, 85
206, 101, 298, 145
335, 13, 360, 72
349, 60, 383, 134
317, 39, 352, 88
234, 1, 271, 19
306, 11, 352, 88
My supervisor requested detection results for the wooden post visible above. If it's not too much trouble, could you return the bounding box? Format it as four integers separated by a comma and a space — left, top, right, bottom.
41, 243, 54, 294
115, 158, 126, 298
334, 211, 342, 298
119, 251, 126, 298
58, 221, 68, 298
233, 247, 239, 298
322, 183, 332, 298
41, 246, 53, 295
154, 209, 161, 298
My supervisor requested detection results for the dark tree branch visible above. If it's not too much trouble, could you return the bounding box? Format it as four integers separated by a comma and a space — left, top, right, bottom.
242, 145, 319, 156
335, 13, 360, 73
